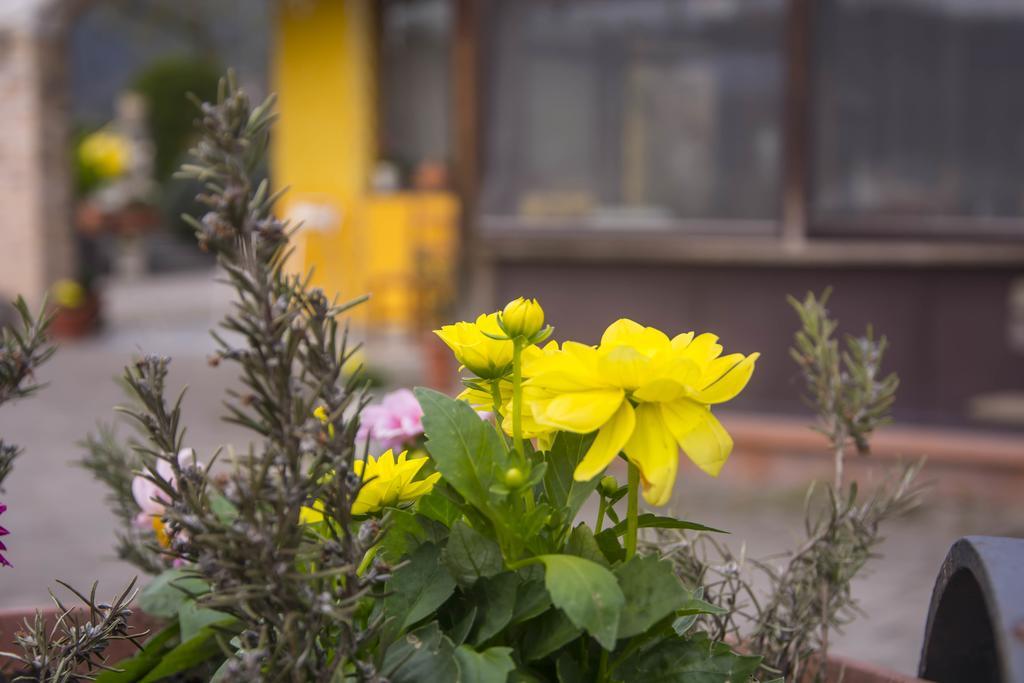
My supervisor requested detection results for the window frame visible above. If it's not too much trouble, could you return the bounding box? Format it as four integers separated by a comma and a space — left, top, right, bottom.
448, 0, 1024, 267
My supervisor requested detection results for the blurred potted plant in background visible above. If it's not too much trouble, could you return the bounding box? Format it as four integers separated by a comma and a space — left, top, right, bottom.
74, 94, 159, 242
74, 91, 159, 285
131, 56, 222, 270
48, 278, 101, 339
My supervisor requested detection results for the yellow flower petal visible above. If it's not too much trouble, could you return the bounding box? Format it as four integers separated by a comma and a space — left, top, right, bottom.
574, 400, 635, 481
698, 353, 759, 404
623, 403, 679, 506
597, 345, 652, 390
434, 313, 514, 379
300, 500, 326, 524
633, 378, 688, 403
680, 333, 723, 365
670, 332, 695, 350
601, 319, 671, 355
535, 388, 625, 433
660, 400, 733, 477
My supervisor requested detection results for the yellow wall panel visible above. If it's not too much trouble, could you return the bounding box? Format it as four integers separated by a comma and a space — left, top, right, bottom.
272, 0, 376, 321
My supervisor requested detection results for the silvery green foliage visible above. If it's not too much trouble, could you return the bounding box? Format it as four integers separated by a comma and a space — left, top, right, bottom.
789, 289, 899, 489
0, 580, 144, 683
0, 297, 55, 490
79, 424, 165, 575
657, 291, 921, 682
116, 74, 383, 681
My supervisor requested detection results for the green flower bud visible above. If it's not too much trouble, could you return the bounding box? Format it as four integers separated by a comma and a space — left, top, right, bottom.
501, 297, 545, 338
504, 467, 525, 489
599, 475, 619, 497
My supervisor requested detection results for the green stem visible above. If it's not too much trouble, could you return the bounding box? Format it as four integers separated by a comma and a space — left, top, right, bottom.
489, 380, 503, 420
509, 337, 536, 511
625, 462, 640, 560
511, 337, 525, 463
598, 649, 609, 681
595, 496, 607, 534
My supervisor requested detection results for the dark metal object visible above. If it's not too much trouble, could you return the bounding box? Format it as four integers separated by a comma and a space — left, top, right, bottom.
920, 536, 1024, 683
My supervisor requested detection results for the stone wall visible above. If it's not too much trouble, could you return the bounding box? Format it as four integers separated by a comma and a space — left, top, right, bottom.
0, 1, 79, 305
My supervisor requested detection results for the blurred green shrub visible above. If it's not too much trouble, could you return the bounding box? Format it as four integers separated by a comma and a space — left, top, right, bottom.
132, 56, 221, 181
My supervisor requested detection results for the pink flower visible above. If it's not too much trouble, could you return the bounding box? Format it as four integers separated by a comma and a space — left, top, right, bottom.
131, 449, 200, 529
358, 389, 424, 451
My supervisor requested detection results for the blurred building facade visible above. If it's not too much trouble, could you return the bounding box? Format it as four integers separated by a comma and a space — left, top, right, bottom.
278, 0, 1024, 430
2, 0, 1022, 430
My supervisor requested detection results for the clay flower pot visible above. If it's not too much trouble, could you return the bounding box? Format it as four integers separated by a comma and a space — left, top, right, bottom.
49, 290, 101, 339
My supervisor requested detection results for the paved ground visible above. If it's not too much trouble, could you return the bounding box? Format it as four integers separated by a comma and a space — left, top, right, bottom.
1, 270, 1021, 676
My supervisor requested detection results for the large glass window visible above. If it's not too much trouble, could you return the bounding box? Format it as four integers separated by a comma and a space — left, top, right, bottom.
813, 0, 1024, 230
481, 0, 785, 231
379, 0, 452, 184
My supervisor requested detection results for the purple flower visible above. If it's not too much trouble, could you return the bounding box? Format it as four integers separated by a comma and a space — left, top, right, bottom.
358, 389, 424, 451
0, 503, 10, 567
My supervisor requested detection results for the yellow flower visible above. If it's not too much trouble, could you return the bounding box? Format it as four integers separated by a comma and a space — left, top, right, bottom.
314, 405, 335, 439
457, 342, 561, 449
300, 449, 441, 522
78, 130, 131, 180
151, 516, 171, 549
435, 313, 514, 379
51, 279, 86, 310
523, 319, 758, 506
501, 297, 545, 338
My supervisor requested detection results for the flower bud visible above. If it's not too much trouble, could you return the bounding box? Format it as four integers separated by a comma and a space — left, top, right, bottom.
504, 467, 525, 489
599, 475, 619, 497
501, 297, 545, 338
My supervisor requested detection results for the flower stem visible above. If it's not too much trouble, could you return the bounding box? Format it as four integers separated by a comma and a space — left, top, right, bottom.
598, 649, 609, 681
625, 462, 640, 560
510, 337, 536, 511
490, 380, 503, 419
595, 496, 607, 534
511, 337, 525, 463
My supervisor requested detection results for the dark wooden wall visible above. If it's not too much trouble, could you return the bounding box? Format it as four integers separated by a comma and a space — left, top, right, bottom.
494, 262, 1024, 428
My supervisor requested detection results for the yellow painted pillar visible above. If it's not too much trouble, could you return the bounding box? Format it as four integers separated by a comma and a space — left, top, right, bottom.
272, 0, 376, 322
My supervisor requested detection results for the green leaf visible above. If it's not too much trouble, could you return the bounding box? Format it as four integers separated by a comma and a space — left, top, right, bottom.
382, 622, 459, 683
379, 508, 431, 563
178, 600, 237, 643
417, 487, 463, 527
209, 657, 232, 683
443, 520, 505, 586
382, 543, 457, 641
510, 575, 551, 625
677, 594, 727, 617
609, 514, 727, 536
94, 623, 180, 683
564, 524, 609, 567
138, 624, 236, 683
613, 555, 690, 639
594, 529, 626, 565
537, 554, 624, 650
671, 614, 698, 636
450, 604, 478, 646
615, 632, 761, 683
416, 387, 509, 513
472, 572, 520, 644
521, 608, 582, 662
139, 569, 210, 618
556, 652, 584, 683
542, 432, 598, 522
209, 491, 238, 523
454, 644, 516, 683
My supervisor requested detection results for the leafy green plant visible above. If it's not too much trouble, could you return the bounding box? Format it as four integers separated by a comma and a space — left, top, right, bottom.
75, 72, 766, 682
658, 290, 922, 682
0, 297, 55, 491
131, 57, 221, 182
